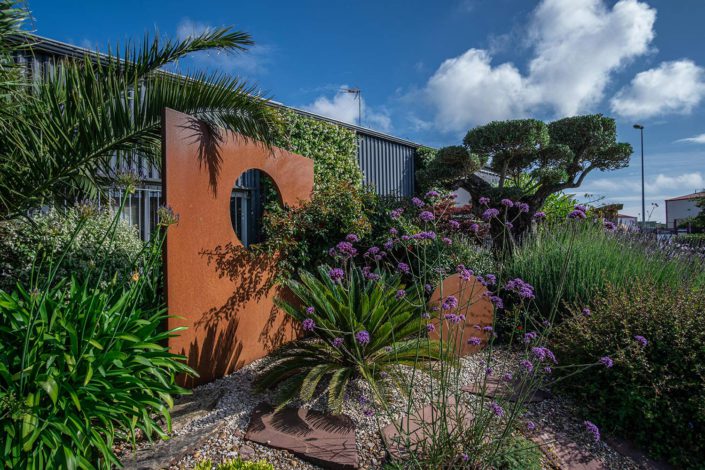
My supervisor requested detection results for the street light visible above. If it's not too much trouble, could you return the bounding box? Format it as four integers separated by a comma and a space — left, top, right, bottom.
341, 87, 362, 127
633, 124, 645, 225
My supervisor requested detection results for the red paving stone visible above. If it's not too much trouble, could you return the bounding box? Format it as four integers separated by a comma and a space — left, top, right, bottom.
244, 403, 358, 470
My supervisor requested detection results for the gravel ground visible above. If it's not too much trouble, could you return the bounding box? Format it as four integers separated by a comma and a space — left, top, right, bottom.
125, 347, 646, 469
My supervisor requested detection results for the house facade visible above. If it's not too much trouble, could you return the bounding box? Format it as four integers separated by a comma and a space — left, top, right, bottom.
665, 192, 705, 229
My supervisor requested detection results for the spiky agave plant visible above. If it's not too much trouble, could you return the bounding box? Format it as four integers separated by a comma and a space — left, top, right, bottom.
256, 266, 443, 413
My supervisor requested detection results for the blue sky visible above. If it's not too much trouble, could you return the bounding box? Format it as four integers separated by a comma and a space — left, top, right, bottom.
25, 0, 705, 222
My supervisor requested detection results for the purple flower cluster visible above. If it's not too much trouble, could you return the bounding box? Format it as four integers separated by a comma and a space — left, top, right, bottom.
426, 323, 436, 332
520, 359, 534, 372
362, 266, 380, 281
306, 306, 315, 315
457, 264, 474, 281
335, 241, 357, 258
501, 198, 514, 207
332, 337, 344, 348
345, 233, 359, 242
479, 196, 490, 205
584, 420, 601, 442
355, 330, 371, 345
504, 278, 535, 299
517, 202, 530, 213
411, 197, 424, 207
604, 221, 616, 231
531, 346, 558, 364
533, 211, 546, 219
489, 295, 504, 309
395, 289, 406, 299
413, 231, 436, 240
523, 331, 538, 344
527, 421, 537, 432
444, 313, 464, 324
425, 190, 440, 198
467, 337, 482, 346
482, 208, 500, 220
390, 208, 404, 219
329, 268, 345, 282
419, 210, 435, 222
599, 356, 614, 368
568, 204, 588, 219
441, 295, 458, 310
582, 307, 591, 316
449, 219, 461, 230
302, 318, 316, 331
469, 223, 480, 232
442, 237, 452, 246
489, 401, 505, 417
634, 335, 648, 347
397, 262, 410, 274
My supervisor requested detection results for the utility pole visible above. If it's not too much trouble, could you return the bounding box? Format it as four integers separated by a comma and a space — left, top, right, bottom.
633, 124, 645, 225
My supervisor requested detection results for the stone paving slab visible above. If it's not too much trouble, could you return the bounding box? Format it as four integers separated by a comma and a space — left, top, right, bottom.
462, 377, 551, 403
531, 429, 607, 470
244, 403, 358, 470
381, 397, 474, 461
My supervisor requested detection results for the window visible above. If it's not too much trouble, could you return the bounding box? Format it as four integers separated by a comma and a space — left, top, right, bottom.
230, 169, 281, 248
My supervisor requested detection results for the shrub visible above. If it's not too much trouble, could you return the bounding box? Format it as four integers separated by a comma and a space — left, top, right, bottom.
0, 205, 144, 292
552, 282, 705, 468
0, 204, 193, 468
261, 181, 376, 279
193, 458, 274, 470
256, 265, 442, 412
503, 219, 705, 320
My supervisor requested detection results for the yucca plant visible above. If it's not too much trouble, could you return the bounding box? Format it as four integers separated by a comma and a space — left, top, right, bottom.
0, 0, 281, 220
256, 266, 443, 412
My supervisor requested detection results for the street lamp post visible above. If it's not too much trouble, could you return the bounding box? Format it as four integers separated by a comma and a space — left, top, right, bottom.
633, 124, 645, 225
341, 87, 362, 127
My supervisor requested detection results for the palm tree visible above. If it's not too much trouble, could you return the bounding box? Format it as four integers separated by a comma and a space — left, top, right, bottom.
0, 0, 281, 220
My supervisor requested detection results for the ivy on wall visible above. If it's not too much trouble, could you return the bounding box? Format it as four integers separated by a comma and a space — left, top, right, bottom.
272, 109, 362, 188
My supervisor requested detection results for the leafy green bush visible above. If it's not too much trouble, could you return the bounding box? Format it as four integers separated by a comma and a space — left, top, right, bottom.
0, 205, 144, 292
193, 458, 274, 470
262, 181, 377, 278
0, 203, 193, 468
503, 219, 705, 320
256, 266, 442, 412
552, 282, 705, 468
273, 108, 362, 189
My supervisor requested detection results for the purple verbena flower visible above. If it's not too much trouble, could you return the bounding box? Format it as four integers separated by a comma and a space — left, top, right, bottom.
527, 421, 537, 431
424, 283, 434, 293
501, 198, 514, 208
389, 227, 398, 235
345, 233, 359, 243
335, 241, 357, 258
426, 323, 436, 332
449, 219, 461, 230
584, 420, 601, 442
397, 262, 411, 274
490, 295, 504, 309
520, 359, 534, 373
575, 204, 588, 212
355, 330, 371, 345
479, 196, 490, 206
531, 346, 557, 364
523, 331, 538, 344
582, 307, 591, 316
469, 223, 480, 232
489, 401, 504, 417
411, 197, 424, 207
442, 237, 452, 246
533, 211, 546, 219
600, 356, 614, 368
329, 268, 345, 282
302, 318, 316, 331
419, 210, 435, 222
467, 337, 482, 346
444, 313, 461, 324
505, 222, 513, 230
568, 209, 587, 219
305, 306, 315, 315
332, 337, 344, 347
383, 239, 394, 250
517, 202, 530, 213
482, 208, 500, 220
604, 221, 616, 231
503, 372, 513, 382
425, 190, 440, 199
460, 453, 469, 462
395, 289, 406, 299
442, 295, 458, 310
421, 311, 430, 319
504, 278, 535, 299
390, 208, 404, 219
634, 335, 648, 347
482, 326, 493, 332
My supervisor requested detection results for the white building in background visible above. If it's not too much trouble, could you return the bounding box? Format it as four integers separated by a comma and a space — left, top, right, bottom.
665, 192, 704, 228
617, 214, 638, 227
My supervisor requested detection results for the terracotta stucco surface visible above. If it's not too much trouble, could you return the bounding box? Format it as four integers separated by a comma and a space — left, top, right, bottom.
162, 108, 314, 386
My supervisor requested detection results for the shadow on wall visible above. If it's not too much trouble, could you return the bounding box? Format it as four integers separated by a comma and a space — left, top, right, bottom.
180, 243, 299, 386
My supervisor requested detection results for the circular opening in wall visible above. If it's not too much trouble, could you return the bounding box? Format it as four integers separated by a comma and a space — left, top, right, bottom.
230, 169, 282, 248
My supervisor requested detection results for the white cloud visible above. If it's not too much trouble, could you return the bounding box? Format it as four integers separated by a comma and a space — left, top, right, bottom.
302, 87, 392, 132
422, 0, 656, 131
611, 60, 705, 118
676, 133, 705, 144
175, 18, 273, 75
583, 172, 704, 195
